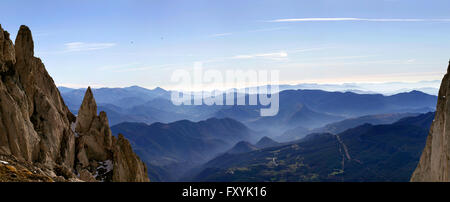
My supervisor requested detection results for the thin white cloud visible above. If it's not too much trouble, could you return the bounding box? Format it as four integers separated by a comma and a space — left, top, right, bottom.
284, 58, 420, 68
270, 18, 450, 23
300, 55, 377, 61
289, 47, 335, 54
64, 42, 116, 52
210, 33, 233, 37
107, 46, 326, 72
247, 27, 290, 33
209, 27, 289, 38
405, 59, 417, 64
198, 46, 331, 64
232, 51, 288, 60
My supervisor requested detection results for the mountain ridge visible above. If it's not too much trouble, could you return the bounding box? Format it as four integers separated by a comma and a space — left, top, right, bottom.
191, 112, 434, 182
61, 87, 437, 142
277, 112, 418, 142
111, 117, 256, 181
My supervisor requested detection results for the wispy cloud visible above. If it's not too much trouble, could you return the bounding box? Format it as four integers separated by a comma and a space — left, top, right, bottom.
210, 33, 233, 37
209, 27, 289, 38
105, 46, 328, 72
299, 55, 377, 61
405, 59, 416, 64
285, 58, 420, 68
247, 26, 290, 33
64, 42, 116, 52
289, 47, 335, 54
232, 51, 288, 60
269, 18, 450, 23
198, 46, 331, 64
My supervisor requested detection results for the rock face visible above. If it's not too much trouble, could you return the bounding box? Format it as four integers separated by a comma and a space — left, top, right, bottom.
411, 61, 450, 182
0, 25, 75, 171
0, 25, 149, 182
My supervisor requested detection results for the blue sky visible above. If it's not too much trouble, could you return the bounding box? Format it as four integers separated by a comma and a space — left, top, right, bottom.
1, 0, 450, 89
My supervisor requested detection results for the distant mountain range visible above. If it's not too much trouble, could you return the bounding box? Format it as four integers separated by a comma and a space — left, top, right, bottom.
60, 86, 437, 137
190, 112, 435, 182
245, 81, 440, 95
110, 118, 257, 181
214, 90, 435, 136
277, 112, 418, 142
59, 85, 170, 112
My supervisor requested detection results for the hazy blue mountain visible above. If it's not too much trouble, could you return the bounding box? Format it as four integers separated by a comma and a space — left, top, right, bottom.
247, 81, 440, 95
246, 103, 344, 134
277, 112, 418, 142
60, 86, 437, 136
98, 104, 160, 125
224, 137, 281, 157
278, 90, 435, 117
255, 136, 281, 148
226, 141, 259, 154
57, 86, 77, 94
190, 112, 434, 182
394, 112, 436, 129
110, 117, 256, 181
216, 89, 435, 136
135, 97, 222, 122
59, 85, 170, 111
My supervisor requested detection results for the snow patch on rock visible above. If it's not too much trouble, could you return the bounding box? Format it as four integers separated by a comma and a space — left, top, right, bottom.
93, 160, 113, 182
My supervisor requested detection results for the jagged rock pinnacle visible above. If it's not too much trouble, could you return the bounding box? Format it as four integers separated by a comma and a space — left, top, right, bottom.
14, 25, 34, 61
75, 87, 98, 134
0, 24, 16, 72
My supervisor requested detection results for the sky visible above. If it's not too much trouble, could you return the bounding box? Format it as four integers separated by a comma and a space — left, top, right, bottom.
1, 0, 450, 90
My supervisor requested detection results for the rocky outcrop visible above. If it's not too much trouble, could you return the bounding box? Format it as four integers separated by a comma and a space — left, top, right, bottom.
74, 87, 149, 182
0, 25, 76, 172
75, 87, 112, 169
112, 134, 149, 182
411, 61, 450, 182
0, 25, 149, 182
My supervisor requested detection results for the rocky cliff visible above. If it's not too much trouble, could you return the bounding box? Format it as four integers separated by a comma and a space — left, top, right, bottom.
411, 61, 450, 182
0, 25, 149, 182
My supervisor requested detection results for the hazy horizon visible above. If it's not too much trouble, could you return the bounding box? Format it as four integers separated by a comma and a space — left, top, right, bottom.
57, 79, 441, 96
